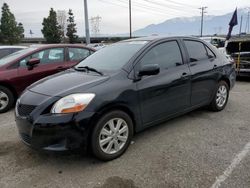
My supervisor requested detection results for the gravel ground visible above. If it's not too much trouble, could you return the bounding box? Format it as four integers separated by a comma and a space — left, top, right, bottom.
0, 80, 249, 188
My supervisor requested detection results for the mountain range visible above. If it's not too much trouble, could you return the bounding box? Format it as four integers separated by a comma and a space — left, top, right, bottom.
133, 8, 250, 36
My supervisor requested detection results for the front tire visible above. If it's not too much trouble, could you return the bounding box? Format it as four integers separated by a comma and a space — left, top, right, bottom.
0, 86, 14, 113
91, 110, 133, 161
209, 81, 229, 111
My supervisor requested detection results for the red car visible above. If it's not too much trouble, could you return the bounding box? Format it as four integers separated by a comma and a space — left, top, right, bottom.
0, 44, 95, 113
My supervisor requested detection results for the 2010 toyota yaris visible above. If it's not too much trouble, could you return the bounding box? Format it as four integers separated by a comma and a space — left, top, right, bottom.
15, 37, 236, 161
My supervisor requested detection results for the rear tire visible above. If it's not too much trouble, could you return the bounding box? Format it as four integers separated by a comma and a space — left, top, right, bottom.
209, 81, 229, 112
0, 86, 14, 113
91, 110, 133, 161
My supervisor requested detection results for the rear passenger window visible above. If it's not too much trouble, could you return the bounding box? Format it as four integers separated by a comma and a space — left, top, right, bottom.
139, 41, 183, 69
48, 48, 64, 62
205, 46, 215, 58
68, 48, 90, 61
184, 40, 208, 62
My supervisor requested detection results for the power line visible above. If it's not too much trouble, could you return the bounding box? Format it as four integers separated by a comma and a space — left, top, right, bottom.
162, 0, 198, 9
99, 0, 191, 17
141, 0, 197, 14
116, 0, 195, 17
99, 0, 128, 9
99, 0, 164, 16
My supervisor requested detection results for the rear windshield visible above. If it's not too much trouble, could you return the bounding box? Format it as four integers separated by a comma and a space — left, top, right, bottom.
0, 48, 36, 67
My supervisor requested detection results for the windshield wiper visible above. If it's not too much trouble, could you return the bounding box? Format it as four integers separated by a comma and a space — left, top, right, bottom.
74, 66, 103, 76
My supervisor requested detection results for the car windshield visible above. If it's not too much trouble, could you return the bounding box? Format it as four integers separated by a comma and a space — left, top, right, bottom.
76, 41, 148, 71
0, 47, 36, 66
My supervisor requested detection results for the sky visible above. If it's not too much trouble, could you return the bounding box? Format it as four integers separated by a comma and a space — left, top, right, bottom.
0, 0, 249, 37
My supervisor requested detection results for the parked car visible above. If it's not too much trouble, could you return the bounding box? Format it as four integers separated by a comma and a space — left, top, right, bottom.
87, 43, 106, 50
0, 44, 95, 113
15, 37, 236, 161
226, 39, 250, 77
200, 36, 226, 48
0, 45, 27, 59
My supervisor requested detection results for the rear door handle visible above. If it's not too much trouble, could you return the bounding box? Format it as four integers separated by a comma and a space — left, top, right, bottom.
190, 63, 197, 67
213, 64, 218, 69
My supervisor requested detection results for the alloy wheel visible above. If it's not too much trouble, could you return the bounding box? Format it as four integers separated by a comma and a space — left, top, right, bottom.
99, 118, 129, 155
0, 91, 9, 111
216, 85, 228, 108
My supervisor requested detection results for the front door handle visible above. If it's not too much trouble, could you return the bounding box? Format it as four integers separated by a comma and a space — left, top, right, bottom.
181, 72, 188, 78
213, 64, 218, 69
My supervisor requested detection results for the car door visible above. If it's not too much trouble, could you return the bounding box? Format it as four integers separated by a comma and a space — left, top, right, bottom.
17, 47, 66, 91
183, 40, 218, 106
135, 40, 191, 126
66, 47, 92, 69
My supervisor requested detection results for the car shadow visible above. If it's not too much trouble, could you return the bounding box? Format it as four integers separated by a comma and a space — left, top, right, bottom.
236, 76, 250, 82
11, 108, 211, 164
0, 107, 220, 188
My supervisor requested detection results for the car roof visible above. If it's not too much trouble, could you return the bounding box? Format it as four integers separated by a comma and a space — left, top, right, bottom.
122, 36, 200, 42
0, 45, 27, 49
29, 44, 95, 51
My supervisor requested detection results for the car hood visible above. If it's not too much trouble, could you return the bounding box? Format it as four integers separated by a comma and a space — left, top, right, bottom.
28, 69, 110, 97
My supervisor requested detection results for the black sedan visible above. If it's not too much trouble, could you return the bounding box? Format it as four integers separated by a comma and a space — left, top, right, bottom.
15, 37, 236, 161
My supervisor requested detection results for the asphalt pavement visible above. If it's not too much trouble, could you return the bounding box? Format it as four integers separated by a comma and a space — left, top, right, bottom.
0, 80, 249, 188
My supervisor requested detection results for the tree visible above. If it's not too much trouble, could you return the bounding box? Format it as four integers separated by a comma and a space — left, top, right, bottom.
17, 23, 25, 39
42, 8, 62, 43
66, 9, 78, 43
0, 3, 24, 44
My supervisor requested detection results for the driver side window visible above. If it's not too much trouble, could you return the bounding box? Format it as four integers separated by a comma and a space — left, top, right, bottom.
139, 41, 183, 70
19, 48, 64, 67
20, 51, 44, 67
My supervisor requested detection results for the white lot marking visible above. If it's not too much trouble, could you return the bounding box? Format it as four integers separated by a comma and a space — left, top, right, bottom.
0, 122, 14, 128
211, 142, 250, 188
231, 91, 250, 94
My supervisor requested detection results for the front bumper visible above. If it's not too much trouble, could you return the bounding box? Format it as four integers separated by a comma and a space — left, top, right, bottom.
15, 91, 95, 152
16, 112, 94, 151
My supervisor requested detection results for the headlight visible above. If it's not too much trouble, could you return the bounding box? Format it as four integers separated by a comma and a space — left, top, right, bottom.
51, 93, 95, 114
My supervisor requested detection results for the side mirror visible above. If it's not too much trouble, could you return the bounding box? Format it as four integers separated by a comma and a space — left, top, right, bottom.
138, 64, 160, 77
26, 58, 40, 67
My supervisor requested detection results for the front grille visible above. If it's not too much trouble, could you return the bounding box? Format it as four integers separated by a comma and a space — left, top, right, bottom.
17, 103, 36, 117
20, 133, 31, 145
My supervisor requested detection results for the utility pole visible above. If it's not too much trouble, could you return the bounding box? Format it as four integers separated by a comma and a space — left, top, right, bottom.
84, 0, 90, 44
129, 0, 132, 38
248, 11, 250, 33
246, 11, 250, 33
239, 15, 243, 36
199, 6, 207, 37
